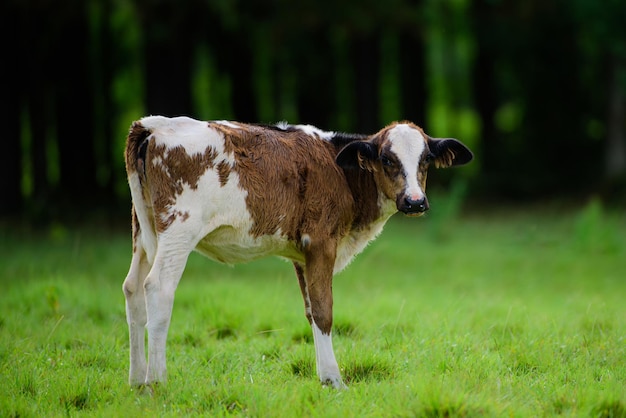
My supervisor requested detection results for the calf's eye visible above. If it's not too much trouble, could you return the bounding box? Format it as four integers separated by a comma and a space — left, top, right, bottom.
381, 155, 393, 167
423, 153, 435, 164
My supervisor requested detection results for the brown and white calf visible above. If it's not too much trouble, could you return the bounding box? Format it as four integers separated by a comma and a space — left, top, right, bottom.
122, 116, 473, 389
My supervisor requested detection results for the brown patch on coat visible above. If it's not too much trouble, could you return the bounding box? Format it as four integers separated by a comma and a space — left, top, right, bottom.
131, 205, 140, 253
340, 162, 381, 228
125, 121, 150, 176
144, 143, 218, 231
211, 123, 357, 243
303, 239, 337, 334
216, 160, 231, 186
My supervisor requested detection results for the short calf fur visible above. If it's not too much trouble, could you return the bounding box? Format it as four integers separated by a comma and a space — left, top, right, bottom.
123, 116, 473, 388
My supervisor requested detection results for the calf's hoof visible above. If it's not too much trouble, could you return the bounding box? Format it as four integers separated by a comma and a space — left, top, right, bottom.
131, 382, 160, 397
321, 376, 347, 390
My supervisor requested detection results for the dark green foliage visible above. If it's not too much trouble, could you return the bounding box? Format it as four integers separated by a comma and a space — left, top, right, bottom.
2, 0, 626, 220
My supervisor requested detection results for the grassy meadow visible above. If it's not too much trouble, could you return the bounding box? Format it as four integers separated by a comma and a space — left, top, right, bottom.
1, 199, 625, 417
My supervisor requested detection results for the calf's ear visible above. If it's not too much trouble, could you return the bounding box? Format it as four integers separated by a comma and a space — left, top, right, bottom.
428, 138, 474, 168
336, 141, 378, 170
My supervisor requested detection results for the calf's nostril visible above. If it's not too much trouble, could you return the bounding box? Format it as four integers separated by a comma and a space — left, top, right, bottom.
404, 196, 428, 212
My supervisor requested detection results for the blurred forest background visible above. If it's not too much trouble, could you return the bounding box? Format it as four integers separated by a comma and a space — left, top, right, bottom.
1, 0, 625, 223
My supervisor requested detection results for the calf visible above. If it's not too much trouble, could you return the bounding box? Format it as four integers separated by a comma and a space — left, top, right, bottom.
123, 116, 473, 389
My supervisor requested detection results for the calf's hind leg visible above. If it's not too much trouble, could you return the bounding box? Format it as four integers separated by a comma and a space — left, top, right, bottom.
122, 244, 151, 386
142, 239, 193, 385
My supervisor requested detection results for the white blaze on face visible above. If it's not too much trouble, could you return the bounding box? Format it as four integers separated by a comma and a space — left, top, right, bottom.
387, 124, 426, 201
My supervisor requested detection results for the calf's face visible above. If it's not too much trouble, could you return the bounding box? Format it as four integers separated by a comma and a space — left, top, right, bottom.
336, 122, 473, 216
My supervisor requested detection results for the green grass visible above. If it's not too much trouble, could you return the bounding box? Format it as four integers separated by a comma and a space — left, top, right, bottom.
1, 202, 625, 417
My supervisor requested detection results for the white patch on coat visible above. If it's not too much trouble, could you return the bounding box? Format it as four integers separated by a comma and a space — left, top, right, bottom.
142, 116, 227, 157
294, 124, 335, 141
334, 199, 396, 273
387, 124, 426, 200
162, 166, 302, 265
214, 120, 241, 129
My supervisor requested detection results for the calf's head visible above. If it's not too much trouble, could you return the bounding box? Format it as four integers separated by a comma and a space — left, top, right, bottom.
336, 122, 473, 216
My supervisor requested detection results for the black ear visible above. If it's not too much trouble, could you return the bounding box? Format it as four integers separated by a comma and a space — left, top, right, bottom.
428, 138, 474, 168
335, 141, 378, 170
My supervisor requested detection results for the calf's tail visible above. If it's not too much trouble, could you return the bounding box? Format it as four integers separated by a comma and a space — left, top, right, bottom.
125, 121, 151, 178
125, 120, 158, 261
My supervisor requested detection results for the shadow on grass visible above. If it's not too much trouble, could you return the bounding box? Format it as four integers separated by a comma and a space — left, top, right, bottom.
289, 357, 393, 384
592, 400, 626, 418
60, 391, 90, 414
419, 402, 488, 418
290, 358, 314, 378
343, 359, 393, 384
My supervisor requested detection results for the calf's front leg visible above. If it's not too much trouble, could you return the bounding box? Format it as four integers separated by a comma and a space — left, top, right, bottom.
300, 242, 345, 389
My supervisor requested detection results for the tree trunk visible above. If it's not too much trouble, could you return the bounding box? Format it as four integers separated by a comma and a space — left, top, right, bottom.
352, 34, 380, 134
55, 12, 98, 210
399, 32, 427, 126
0, 2, 23, 215
471, 0, 498, 189
605, 57, 626, 181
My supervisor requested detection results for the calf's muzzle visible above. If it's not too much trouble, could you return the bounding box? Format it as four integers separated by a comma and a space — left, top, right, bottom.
398, 194, 429, 216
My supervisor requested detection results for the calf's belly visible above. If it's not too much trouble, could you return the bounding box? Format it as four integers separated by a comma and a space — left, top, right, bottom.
194, 225, 304, 265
